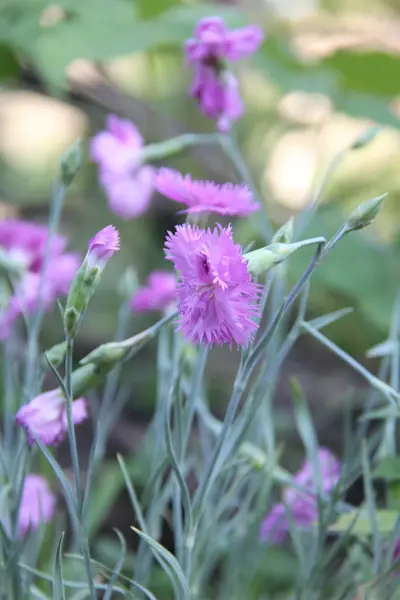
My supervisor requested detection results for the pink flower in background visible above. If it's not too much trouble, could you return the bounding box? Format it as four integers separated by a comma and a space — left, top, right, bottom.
90, 114, 143, 175
18, 474, 56, 537
259, 448, 341, 544
16, 389, 88, 446
185, 17, 264, 131
87, 225, 120, 268
90, 115, 155, 219
164, 223, 260, 346
156, 168, 259, 216
0, 219, 66, 271
101, 166, 155, 219
0, 220, 80, 338
131, 271, 176, 313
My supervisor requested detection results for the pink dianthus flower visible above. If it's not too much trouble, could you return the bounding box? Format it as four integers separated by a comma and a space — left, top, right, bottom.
185, 17, 264, 131
131, 271, 176, 313
164, 223, 260, 346
87, 224, 120, 267
18, 474, 56, 537
156, 168, 259, 216
259, 448, 341, 544
16, 389, 88, 446
90, 115, 155, 219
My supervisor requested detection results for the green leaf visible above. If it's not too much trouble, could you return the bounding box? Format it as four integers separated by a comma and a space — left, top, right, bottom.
131, 526, 189, 598
32, 0, 248, 90
372, 457, 400, 482
329, 509, 399, 535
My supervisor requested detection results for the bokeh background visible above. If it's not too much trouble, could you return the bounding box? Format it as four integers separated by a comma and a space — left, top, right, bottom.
1, 0, 400, 588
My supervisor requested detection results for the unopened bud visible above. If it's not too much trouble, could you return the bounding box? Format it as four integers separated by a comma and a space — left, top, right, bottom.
81, 310, 176, 367
272, 217, 294, 244
45, 341, 67, 368
351, 126, 382, 150
245, 237, 326, 277
60, 138, 82, 186
64, 226, 120, 338
346, 194, 386, 231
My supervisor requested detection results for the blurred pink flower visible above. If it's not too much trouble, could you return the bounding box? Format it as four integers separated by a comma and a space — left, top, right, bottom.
87, 224, 120, 267
18, 474, 56, 537
0, 220, 80, 339
90, 114, 143, 175
185, 17, 264, 131
90, 115, 155, 219
0, 219, 66, 271
164, 223, 260, 346
101, 166, 155, 219
16, 389, 88, 446
131, 270, 176, 313
259, 448, 341, 544
156, 168, 259, 216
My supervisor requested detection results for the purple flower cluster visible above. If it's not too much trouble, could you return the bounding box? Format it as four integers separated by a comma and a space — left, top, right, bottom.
165, 224, 260, 347
259, 448, 341, 543
185, 17, 263, 131
90, 114, 155, 219
0, 220, 80, 339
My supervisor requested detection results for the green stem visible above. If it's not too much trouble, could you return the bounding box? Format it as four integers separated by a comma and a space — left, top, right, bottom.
140, 133, 217, 163
217, 133, 273, 241
65, 337, 81, 507
64, 337, 97, 600
25, 181, 66, 394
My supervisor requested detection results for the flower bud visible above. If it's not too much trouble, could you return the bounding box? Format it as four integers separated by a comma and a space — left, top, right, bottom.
346, 194, 386, 231
245, 237, 326, 277
44, 341, 67, 368
60, 138, 82, 186
272, 217, 294, 244
64, 225, 120, 338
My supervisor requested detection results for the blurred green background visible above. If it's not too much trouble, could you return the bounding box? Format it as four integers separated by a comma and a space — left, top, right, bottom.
1, 0, 400, 411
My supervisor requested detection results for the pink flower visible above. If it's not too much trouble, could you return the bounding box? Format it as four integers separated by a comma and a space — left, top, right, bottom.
90, 114, 143, 175
131, 271, 176, 313
0, 219, 66, 272
16, 389, 88, 446
164, 224, 260, 346
185, 17, 264, 131
259, 448, 341, 544
87, 225, 120, 267
0, 220, 80, 339
90, 115, 155, 219
18, 474, 56, 537
156, 168, 259, 216
101, 166, 155, 219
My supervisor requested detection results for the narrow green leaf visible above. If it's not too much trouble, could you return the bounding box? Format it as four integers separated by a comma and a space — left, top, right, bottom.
131, 527, 189, 597
329, 509, 399, 535
103, 529, 126, 600
306, 307, 353, 332
53, 532, 66, 600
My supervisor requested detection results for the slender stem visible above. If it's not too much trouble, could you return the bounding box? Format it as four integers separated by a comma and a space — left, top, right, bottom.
65, 337, 81, 506
218, 133, 273, 241
140, 133, 217, 163
24, 182, 66, 393
64, 337, 97, 600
